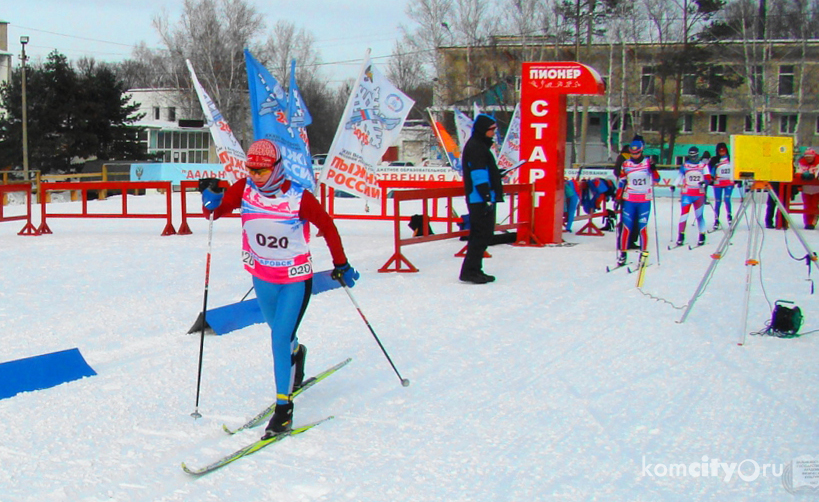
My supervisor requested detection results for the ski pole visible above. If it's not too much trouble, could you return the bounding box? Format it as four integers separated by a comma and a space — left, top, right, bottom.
191, 210, 214, 419
669, 186, 675, 242
652, 185, 660, 266
340, 281, 410, 387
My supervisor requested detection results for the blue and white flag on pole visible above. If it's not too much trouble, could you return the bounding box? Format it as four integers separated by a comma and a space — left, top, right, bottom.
287, 60, 312, 129
318, 50, 415, 202
245, 49, 315, 191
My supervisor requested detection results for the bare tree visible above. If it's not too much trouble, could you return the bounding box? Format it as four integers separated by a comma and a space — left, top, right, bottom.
388, 38, 428, 90
501, 0, 552, 62
258, 20, 320, 86
402, 0, 455, 82
151, 0, 265, 144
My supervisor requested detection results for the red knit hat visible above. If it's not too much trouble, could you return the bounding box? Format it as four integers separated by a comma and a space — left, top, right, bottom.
246, 139, 282, 169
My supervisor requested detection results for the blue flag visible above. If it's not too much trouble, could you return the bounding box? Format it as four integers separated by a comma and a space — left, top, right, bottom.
287, 60, 312, 129
244, 49, 314, 191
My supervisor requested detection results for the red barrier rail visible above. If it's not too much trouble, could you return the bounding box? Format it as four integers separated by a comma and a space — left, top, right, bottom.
37, 181, 176, 235
379, 184, 536, 273
318, 179, 463, 222
177, 180, 238, 235
0, 184, 38, 235
778, 180, 819, 228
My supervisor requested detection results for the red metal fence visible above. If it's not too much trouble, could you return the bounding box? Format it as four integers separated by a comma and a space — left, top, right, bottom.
0, 184, 38, 235
379, 184, 536, 273
37, 181, 176, 236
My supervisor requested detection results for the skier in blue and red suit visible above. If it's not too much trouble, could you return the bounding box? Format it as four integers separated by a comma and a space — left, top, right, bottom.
674, 146, 712, 246
201, 139, 357, 438
613, 140, 660, 266
709, 142, 734, 230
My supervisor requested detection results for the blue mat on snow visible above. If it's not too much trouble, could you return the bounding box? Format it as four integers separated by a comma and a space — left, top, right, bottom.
0, 348, 97, 400
188, 269, 352, 336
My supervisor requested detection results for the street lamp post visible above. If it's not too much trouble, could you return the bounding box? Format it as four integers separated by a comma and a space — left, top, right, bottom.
20, 36, 29, 184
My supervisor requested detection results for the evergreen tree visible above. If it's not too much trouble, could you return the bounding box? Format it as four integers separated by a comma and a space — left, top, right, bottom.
0, 51, 146, 173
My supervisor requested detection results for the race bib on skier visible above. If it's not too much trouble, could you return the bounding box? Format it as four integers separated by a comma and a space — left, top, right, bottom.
244, 218, 309, 261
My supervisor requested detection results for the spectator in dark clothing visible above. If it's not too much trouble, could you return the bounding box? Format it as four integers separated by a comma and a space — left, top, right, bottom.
459, 114, 504, 284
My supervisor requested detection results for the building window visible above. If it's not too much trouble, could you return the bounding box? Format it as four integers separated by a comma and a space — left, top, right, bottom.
153, 107, 160, 120
780, 114, 797, 134
710, 114, 728, 133
750, 65, 764, 96
168, 107, 177, 122
641, 66, 655, 95
611, 113, 632, 131
682, 74, 697, 95
149, 130, 211, 163
680, 114, 693, 133
779, 65, 795, 96
745, 114, 763, 133
642, 113, 660, 132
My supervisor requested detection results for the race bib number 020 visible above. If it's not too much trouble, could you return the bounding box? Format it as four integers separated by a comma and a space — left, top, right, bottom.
288, 263, 312, 278
244, 219, 309, 260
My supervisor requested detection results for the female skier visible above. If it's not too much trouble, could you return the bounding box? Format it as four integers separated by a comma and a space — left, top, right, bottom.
615, 140, 660, 266
202, 139, 356, 437
674, 147, 711, 246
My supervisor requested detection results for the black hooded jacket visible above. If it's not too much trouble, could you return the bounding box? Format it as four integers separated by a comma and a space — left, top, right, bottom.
462, 114, 504, 204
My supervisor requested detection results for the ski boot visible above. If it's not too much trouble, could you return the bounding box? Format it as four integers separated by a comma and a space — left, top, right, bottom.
713, 219, 721, 231
698, 233, 706, 246
676, 232, 685, 246
293, 344, 307, 390
727, 214, 733, 227
617, 252, 627, 266
264, 402, 294, 437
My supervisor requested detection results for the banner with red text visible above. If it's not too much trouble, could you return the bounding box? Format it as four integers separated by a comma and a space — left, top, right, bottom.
186, 60, 248, 184
319, 52, 415, 202
496, 103, 522, 183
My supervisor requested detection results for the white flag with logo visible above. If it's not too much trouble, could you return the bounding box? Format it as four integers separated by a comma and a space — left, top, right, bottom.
186, 60, 248, 184
497, 103, 522, 183
453, 108, 473, 151
319, 51, 415, 202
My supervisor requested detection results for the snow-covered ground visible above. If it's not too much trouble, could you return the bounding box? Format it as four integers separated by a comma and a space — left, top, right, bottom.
1, 191, 818, 501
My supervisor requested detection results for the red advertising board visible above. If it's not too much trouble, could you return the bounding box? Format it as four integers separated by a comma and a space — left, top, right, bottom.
519, 62, 606, 243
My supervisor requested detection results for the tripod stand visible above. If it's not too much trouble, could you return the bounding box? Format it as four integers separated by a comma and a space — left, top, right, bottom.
678, 178, 818, 344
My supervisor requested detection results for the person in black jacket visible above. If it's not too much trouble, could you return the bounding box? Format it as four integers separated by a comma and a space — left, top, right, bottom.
459, 114, 504, 284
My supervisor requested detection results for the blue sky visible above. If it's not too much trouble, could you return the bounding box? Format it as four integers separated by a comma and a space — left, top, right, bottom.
3, 0, 409, 83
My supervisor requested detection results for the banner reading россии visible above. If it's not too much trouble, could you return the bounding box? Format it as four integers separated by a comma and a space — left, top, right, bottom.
319, 51, 415, 202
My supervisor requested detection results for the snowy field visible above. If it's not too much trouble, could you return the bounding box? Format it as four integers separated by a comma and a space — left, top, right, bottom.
1, 190, 818, 501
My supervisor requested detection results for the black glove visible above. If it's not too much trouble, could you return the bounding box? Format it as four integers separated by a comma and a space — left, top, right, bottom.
802, 172, 815, 181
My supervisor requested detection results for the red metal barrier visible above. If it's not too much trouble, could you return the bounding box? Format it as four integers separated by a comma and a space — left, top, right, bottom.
0, 184, 38, 235
177, 180, 237, 235
37, 181, 176, 235
319, 179, 463, 221
779, 180, 819, 227
379, 184, 537, 273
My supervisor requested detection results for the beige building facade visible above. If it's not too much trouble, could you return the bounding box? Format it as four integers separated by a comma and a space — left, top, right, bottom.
438, 37, 819, 164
